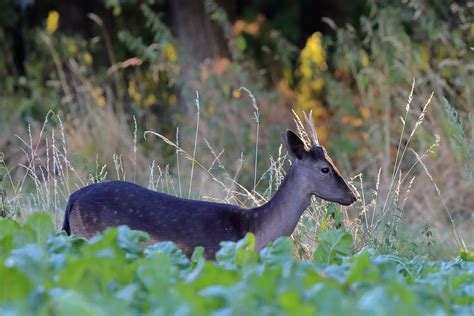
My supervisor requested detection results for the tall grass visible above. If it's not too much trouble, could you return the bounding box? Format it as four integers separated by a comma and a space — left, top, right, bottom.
0, 84, 468, 259
349, 81, 467, 255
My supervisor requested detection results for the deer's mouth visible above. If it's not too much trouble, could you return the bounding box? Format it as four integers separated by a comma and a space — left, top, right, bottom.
339, 196, 356, 206
313, 192, 356, 206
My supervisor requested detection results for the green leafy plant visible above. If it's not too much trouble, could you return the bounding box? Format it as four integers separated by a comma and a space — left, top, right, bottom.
1, 213, 473, 315
313, 228, 354, 264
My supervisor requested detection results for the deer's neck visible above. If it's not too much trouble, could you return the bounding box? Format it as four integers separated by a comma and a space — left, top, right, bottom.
250, 163, 312, 250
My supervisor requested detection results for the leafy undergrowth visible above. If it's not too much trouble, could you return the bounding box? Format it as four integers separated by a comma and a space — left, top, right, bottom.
1, 213, 473, 316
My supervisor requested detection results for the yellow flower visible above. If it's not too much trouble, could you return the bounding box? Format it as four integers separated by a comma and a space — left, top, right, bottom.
96, 96, 106, 107
46, 11, 60, 35
83, 52, 93, 66
282, 66, 293, 86
232, 89, 241, 99
301, 32, 327, 71
350, 118, 363, 127
66, 40, 77, 54
92, 88, 106, 107
360, 49, 369, 67
293, 33, 331, 144
310, 78, 324, 92
128, 81, 142, 105
168, 95, 177, 106
360, 107, 371, 120
164, 43, 177, 62
419, 45, 430, 71
300, 62, 313, 80
144, 94, 156, 107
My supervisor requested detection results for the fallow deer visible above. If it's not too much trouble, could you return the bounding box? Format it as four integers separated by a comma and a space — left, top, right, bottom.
62, 113, 356, 258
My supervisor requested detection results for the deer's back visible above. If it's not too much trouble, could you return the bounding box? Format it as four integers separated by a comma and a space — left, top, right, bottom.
64, 181, 251, 257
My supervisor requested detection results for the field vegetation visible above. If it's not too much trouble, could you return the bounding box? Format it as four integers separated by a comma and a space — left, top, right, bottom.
0, 0, 472, 314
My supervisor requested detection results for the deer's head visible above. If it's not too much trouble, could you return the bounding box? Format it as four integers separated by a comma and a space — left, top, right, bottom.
282, 113, 357, 206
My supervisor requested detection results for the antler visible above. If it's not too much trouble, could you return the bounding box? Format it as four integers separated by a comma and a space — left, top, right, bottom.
303, 110, 319, 146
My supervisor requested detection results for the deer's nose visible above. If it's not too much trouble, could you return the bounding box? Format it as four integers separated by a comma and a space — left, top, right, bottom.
341, 191, 357, 206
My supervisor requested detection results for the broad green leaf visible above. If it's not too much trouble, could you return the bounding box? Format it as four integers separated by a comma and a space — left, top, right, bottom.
191, 246, 205, 263
279, 289, 315, 316
236, 36, 247, 52
314, 229, 353, 264
260, 237, 293, 265
189, 262, 240, 289
137, 252, 174, 293
116, 225, 148, 259
25, 212, 54, 245
145, 241, 189, 270
57, 255, 136, 291
236, 233, 259, 267
216, 233, 259, 269
215, 240, 238, 269
0, 219, 20, 240
250, 267, 282, 304
5, 244, 51, 284
0, 219, 20, 257
0, 265, 33, 302
46, 233, 87, 255
345, 249, 379, 284
460, 251, 474, 261
39, 290, 106, 316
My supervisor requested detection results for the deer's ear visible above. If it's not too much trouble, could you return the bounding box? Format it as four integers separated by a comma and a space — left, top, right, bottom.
282, 130, 306, 160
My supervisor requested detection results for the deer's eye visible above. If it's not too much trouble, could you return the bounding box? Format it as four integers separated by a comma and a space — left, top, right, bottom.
321, 167, 330, 174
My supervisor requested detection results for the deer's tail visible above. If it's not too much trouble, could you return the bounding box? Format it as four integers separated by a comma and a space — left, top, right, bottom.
61, 197, 74, 235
